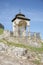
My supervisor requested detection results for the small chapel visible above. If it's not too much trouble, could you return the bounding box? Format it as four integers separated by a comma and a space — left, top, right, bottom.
11, 12, 41, 44
12, 12, 30, 37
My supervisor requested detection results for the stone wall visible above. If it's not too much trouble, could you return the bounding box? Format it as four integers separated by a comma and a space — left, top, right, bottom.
0, 30, 41, 47
10, 31, 41, 42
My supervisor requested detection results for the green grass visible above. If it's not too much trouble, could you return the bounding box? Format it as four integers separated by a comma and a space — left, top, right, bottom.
0, 38, 43, 53
33, 60, 40, 65
0, 28, 4, 35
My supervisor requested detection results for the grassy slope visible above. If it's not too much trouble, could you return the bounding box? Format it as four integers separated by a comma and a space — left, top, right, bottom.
0, 38, 43, 53
0, 28, 4, 35
0, 29, 43, 65
0, 39, 43, 65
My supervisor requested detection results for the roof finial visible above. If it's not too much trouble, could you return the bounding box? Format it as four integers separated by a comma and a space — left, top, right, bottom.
19, 9, 21, 14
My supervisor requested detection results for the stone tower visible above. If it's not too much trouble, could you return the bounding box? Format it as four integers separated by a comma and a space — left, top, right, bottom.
12, 13, 30, 37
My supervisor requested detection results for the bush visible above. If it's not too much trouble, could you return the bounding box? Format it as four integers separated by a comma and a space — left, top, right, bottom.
0, 23, 4, 29
0, 23, 4, 35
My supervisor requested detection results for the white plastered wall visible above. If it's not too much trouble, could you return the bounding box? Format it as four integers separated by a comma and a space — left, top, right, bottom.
26, 20, 30, 26
13, 19, 21, 36
12, 19, 30, 36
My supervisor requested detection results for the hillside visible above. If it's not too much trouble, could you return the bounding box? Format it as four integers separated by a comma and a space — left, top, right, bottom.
0, 28, 4, 35
0, 23, 4, 35
0, 39, 43, 65
0, 30, 43, 65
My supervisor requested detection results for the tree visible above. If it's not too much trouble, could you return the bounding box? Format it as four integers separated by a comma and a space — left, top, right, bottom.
0, 23, 4, 29
0, 23, 4, 35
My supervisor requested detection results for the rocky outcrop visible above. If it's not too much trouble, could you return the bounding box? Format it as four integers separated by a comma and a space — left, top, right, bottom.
0, 42, 43, 65
0, 42, 27, 57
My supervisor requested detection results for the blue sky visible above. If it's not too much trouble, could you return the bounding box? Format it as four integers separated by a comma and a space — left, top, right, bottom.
0, 0, 43, 39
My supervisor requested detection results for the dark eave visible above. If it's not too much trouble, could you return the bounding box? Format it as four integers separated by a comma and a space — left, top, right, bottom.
17, 17, 30, 21
12, 17, 30, 22
16, 13, 25, 17
12, 17, 16, 22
